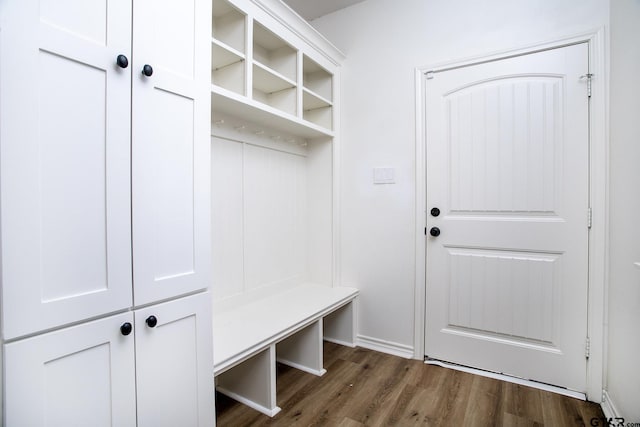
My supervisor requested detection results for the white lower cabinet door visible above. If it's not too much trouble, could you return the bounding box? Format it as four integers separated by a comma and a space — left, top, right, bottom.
134, 292, 214, 427
4, 312, 137, 426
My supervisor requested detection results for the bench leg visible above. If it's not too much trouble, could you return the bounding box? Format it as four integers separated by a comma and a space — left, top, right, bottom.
323, 301, 357, 347
216, 346, 281, 417
276, 319, 326, 376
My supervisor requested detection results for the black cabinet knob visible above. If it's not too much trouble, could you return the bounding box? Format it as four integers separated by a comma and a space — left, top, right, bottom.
116, 54, 129, 69
430, 227, 441, 237
120, 322, 133, 336
145, 315, 158, 328
142, 64, 153, 77
430, 207, 441, 217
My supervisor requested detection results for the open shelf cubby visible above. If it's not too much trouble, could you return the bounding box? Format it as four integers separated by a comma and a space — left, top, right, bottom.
303, 55, 332, 103
212, 0, 246, 53
253, 21, 297, 83
252, 22, 298, 116
212, 0, 246, 95
302, 55, 333, 130
212, 41, 245, 95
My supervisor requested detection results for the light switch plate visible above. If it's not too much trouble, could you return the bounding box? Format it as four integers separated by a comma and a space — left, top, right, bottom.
373, 167, 395, 184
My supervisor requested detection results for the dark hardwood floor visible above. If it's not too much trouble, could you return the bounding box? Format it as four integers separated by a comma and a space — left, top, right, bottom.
216, 342, 604, 426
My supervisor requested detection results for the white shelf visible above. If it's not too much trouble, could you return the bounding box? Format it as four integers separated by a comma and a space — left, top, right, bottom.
252, 61, 296, 93
303, 87, 332, 110
303, 107, 332, 130
212, 85, 334, 139
212, 61, 244, 96
212, 39, 244, 69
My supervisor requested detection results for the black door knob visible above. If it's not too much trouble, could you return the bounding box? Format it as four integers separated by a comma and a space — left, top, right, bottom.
145, 315, 158, 328
142, 64, 153, 77
430, 207, 441, 217
430, 227, 441, 237
120, 322, 133, 336
116, 54, 129, 69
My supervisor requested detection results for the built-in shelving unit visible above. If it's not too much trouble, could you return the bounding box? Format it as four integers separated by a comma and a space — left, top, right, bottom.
210, 0, 338, 134
210, 0, 346, 419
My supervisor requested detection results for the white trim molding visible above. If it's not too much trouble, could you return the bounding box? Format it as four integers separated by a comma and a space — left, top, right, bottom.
601, 390, 621, 421
414, 28, 609, 403
357, 335, 414, 359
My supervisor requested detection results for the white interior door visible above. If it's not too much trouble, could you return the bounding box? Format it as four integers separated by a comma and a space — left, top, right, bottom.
0, 0, 133, 339
424, 43, 590, 392
132, 0, 211, 305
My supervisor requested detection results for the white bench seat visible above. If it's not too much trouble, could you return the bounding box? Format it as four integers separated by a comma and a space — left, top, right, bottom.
212, 283, 358, 416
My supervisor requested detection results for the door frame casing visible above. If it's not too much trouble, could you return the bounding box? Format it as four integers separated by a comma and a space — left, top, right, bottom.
413, 28, 608, 402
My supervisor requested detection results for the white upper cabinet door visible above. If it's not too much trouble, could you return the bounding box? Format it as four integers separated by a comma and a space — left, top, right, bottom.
131, 0, 212, 305
0, 0, 133, 339
4, 312, 137, 426
134, 293, 214, 427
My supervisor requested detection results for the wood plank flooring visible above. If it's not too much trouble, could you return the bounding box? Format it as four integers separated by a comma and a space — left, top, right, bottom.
216, 342, 604, 426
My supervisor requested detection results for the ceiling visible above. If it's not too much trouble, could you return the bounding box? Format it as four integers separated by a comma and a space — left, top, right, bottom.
281, 0, 366, 20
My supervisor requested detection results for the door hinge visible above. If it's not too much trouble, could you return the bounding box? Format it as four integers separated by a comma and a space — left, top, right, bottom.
424, 227, 427, 236
580, 73, 594, 98
587, 207, 593, 229
585, 337, 591, 359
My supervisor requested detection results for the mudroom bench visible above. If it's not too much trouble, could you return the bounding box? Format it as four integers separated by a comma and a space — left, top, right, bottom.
212, 284, 359, 416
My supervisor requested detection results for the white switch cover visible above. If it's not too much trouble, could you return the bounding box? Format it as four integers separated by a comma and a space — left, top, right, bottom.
373, 167, 395, 184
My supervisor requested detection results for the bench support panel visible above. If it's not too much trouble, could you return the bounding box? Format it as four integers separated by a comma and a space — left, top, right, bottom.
277, 319, 326, 376
323, 301, 356, 347
216, 346, 281, 417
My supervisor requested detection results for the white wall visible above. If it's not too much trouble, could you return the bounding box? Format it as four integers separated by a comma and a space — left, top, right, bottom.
607, 0, 640, 420
312, 0, 609, 354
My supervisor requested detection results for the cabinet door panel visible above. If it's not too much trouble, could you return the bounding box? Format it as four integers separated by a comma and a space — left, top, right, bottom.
132, 0, 212, 305
4, 313, 137, 426
135, 293, 214, 427
0, 0, 133, 339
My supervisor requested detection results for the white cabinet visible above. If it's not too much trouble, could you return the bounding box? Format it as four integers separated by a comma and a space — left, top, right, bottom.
5, 313, 137, 427
4, 294, 213, 427
132, 0, 212, 305
0, 0, 134, 341
135, 294, 213, 427
0, 0, 214, 425
0, 0, 211, 340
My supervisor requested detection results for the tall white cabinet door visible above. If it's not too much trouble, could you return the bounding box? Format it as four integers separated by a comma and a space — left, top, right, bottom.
131, 0, 212, 305
0, 0, 133, 339
4, 312, 137, 426
134, 293, 214, 427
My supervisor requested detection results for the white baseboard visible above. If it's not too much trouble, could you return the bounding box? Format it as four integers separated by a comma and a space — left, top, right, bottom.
601, 390, 621, 420
356, 335, 414, 359
324, 337, 356, 348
